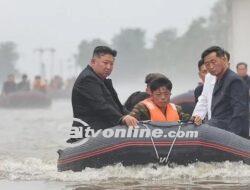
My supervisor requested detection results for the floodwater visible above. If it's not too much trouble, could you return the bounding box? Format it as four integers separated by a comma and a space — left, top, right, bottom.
1, 100, 250, 190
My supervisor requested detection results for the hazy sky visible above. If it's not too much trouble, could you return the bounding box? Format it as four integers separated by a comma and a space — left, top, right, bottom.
0, 0, 217, 78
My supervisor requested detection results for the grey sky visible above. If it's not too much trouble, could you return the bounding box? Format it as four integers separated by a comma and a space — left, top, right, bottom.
0, 0, 217, 78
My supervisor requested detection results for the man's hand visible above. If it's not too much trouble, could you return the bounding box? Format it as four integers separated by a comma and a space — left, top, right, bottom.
122, 115, 138, 127
191, 115, 203, 126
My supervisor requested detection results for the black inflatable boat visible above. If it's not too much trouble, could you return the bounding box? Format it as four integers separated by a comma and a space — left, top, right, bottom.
57, 122, 250, 172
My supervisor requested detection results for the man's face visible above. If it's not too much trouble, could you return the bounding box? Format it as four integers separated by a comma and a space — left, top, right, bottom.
198, 64, 207, 83
204, 52, 227, 77
91, 54, 114, 79
237, 64, 248, 77
151, 86, 171, 109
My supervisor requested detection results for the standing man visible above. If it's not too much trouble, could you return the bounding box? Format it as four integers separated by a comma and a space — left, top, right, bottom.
68, 46, 137, 143
236, 62, 250, 90
202, 46, 249, 138
192, 50, 230, 125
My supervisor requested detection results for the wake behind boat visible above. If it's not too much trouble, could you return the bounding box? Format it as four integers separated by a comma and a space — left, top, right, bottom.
57, 122, 250, 172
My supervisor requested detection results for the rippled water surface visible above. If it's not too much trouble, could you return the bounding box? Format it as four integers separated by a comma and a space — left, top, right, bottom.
1, 100, 250, 190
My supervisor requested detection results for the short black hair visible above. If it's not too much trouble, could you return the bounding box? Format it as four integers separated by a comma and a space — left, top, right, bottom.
198, 59, 204, 71
236, 62, 248, 69
149, 77, 172, 92
145, 73, 167, 85
201, 46, 226, 60
92, 46, 117, 58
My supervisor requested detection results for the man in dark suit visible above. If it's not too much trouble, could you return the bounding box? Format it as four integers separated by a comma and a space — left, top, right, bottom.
202, 46, 249, 138
236, 62, 250, 90
67, 46, 137, 143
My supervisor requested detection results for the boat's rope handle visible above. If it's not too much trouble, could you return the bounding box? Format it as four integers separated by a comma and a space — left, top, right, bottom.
142, 123, 159, 159
141, 123, 182, 164
165, 124, 181, 164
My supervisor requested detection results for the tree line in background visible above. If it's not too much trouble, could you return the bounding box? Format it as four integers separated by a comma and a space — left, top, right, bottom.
0, 42, 19, 83
0, 0, 230, 90
75, 0, 230, 89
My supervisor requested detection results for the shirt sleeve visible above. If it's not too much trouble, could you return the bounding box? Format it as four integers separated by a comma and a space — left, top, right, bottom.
192, 76, 210, 119
129, 102, 150, 121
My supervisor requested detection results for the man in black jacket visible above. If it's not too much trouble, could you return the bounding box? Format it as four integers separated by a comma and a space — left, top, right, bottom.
236, 62, 250, 90
67, 46, 137, 143
202, 46, 249, 138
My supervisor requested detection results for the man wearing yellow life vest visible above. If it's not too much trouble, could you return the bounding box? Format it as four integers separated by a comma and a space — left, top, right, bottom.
129, 77, 188, 122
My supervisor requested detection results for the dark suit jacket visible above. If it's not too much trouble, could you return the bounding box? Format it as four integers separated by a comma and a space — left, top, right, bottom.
71, 65, 127, 130
242, 75, 250, 90
208, 69, 249, 138
194, 83, 203, 104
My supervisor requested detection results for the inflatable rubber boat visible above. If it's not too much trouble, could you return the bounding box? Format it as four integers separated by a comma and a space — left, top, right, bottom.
57, 122, 250, 172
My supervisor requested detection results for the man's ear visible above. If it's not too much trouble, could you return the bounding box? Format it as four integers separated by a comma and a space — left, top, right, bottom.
90, 58, 95, 66
221, 56, 227, 66
146, 87, 152, 95
222, 56, 227, 62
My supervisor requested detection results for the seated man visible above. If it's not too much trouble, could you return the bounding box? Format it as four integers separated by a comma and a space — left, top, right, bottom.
2, 74, 16, 95
124, 73, 167, 111
67, 46, 137, 143
129, 77, 189, 122
17, 74, 30, 91
33, 75, 47, 93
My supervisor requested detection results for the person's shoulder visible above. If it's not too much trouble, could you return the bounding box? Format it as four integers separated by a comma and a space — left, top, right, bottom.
135, 101, 147, 108
246, 75, 250, 82
126, 91, 147, 101
75, 67, 99, 83
77, 66, 93, 78
195, 83, 203, 90
226, 70, 247, 89
194, 84, 203, 94
131, 101, 148, 114
223, 69, 241, 83
130, 91, 147, 98
228, 69, 239, 78
126, 91, 141, 100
